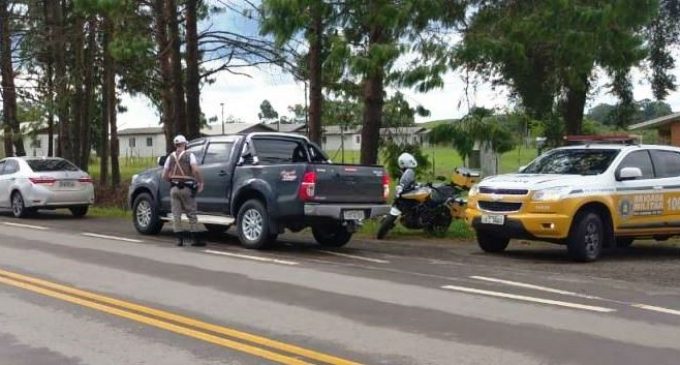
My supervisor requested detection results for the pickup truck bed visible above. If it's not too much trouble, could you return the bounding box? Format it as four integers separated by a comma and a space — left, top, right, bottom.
129, 133, 390, 249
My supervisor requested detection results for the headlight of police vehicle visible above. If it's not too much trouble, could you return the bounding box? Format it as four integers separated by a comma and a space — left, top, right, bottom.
468, 184, 479, 197
531, 186, 572, 202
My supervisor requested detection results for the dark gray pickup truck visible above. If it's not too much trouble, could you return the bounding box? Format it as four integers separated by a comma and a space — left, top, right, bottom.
128, 133, 390, 248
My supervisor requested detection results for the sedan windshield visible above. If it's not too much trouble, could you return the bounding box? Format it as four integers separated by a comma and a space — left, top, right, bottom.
26, 159, 79, 172
522, 149, 620, 175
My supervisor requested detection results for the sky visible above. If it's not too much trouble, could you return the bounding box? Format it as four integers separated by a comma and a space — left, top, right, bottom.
117, 3, 680, 131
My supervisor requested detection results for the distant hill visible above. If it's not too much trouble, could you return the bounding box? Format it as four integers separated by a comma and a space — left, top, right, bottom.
417, 119, 457, 130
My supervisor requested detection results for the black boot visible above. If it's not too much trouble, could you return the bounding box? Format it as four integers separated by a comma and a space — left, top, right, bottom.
176, 232, 185, 246
190, 232, 205, 247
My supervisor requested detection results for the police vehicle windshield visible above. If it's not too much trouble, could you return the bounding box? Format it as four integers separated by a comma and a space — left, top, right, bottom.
522, 149, 620, 175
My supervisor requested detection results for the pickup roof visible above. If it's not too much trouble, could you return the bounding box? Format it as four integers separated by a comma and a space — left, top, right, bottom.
128, 133, 390, 248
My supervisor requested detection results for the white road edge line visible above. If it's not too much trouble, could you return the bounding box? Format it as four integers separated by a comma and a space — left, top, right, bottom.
470, 276, 603, 300
203, 249, 299, 266
2, 222, 48, 230
82, 233, 143, 243
320, 250, 390, 264
632, 304, 680, 316
441, 285, 615, 313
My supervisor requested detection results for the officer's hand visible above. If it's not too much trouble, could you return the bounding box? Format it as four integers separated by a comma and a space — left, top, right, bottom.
197, 182, 204, 193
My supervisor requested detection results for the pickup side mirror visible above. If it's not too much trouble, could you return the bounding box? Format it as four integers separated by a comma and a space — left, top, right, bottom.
617, 167, 643, 181
158, 155, 167, 167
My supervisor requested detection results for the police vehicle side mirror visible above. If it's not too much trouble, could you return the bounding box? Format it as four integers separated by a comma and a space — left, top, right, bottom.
617, 167, 643, 181
158, 156, 167, 166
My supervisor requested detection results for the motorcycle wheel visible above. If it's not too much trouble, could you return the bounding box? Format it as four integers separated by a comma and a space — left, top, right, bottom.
376, 215, 397, 240
425, 211, 452, 238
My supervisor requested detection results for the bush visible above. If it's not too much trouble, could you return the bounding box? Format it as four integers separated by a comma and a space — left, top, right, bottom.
382, 142, 431, 180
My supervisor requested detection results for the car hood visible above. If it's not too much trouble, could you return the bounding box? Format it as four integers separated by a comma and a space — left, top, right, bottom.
479, 173, 600, 191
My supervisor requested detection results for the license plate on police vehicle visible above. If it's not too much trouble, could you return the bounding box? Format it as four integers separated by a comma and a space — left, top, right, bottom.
481, 214, 505, 225
59, 180, 76, 188
343, 210, 365, 220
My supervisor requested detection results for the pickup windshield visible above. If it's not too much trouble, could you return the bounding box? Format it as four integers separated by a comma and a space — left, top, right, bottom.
522, 149, 620, 175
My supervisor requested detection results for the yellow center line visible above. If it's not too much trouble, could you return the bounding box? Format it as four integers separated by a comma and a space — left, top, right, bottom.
0, 269, 363, 365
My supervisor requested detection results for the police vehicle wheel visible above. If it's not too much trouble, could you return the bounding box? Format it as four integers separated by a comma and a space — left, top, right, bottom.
567, 211, 603, 262
237, 199, 272, 249
376, 215, 397, 240
615, 237, 634, 248
476, 230, 510, 253
132, 193, 163, 235
11, 192, 30, 218
312, 224, 352, 247
69, 205, 89, 217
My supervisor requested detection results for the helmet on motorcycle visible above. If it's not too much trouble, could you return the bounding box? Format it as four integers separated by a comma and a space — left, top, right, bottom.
397, 153, 417, 169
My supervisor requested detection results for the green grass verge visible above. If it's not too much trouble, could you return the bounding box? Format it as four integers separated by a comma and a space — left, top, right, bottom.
88, 206, 132, 219
359, 218, 474, 240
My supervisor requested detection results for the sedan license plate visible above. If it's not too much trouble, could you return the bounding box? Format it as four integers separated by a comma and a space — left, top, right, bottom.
59, 180, 76, 188
343, 210, 365, 220
481, 214, 505, 225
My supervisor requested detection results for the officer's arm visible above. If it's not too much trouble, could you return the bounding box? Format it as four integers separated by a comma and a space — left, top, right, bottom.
189, 154, 204, 192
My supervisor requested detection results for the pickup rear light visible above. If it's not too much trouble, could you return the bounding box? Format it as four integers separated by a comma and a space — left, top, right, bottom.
78, 176, 93, 184
29, 176, 56, 185
299, 171, 317, 202
382, 172, 390, 201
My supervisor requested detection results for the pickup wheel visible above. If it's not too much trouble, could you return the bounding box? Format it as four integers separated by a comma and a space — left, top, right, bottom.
567, 211, 603, 262
312, 223, 352, 247
132, 193, 163, 235
476, 230, 510, 253
237, 199, 273, 249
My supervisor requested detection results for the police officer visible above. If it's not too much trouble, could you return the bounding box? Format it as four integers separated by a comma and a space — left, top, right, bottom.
162, 135, 205, 246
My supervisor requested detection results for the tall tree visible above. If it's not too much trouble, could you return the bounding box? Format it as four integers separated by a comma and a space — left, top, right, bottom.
154, 0, 175, 153
184, 0, 201, 140
0, 0, 25, 156
165, 0, 187, 137
456, 0, 657, 136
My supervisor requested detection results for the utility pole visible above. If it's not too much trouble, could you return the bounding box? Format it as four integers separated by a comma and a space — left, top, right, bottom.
220, 102, 224, 135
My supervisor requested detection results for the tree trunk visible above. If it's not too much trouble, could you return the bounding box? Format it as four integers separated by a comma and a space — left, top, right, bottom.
100, 16, 111, 186
0, 0, 25, 157
360, 24, 386, 166
562, 77, 589, 136
53, 0, 68, 159
154, 0, 174, 153
71, 15, 85, 167
307, 3, 323, 145
44, 0, 54, 157
103, 16, 120, 187
165, 0, 187, 137
80, 17, 97, 171
184, 0, 201, 140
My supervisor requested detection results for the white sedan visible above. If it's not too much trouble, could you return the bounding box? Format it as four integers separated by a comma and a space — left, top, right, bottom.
0, 157, 95, 218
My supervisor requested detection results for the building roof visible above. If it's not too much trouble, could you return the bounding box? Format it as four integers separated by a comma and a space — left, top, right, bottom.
201, 122, 276, 136
323, 125, 362, 135
381, 126, 429, 135
628, 111, 680, 130
275, 123, 307, 133
118, 127, 164, 136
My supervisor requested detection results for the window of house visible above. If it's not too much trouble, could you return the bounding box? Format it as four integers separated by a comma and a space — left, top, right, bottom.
355, 135, 361, 144
617, 150, 655, 179
146, 137, 153, 147
651, 150, 680, 178
129, 137, 136, 148
203, 142, 234, 164
252, 138, 308, 165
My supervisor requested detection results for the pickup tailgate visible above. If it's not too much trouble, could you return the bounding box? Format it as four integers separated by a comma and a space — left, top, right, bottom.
311, 164, 386, 204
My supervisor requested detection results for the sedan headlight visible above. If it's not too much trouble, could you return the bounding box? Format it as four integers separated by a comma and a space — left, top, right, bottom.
531, 186, 572, 202
468, 184, 480, 197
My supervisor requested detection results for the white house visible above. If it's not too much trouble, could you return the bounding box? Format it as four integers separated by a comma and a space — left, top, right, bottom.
0, 122, 58, 158
119, 127, 167, 158
201, 122, 275, 136
320, 125, 431, 152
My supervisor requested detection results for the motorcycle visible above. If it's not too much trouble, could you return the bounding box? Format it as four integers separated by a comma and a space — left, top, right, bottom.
376, 168, 479, 239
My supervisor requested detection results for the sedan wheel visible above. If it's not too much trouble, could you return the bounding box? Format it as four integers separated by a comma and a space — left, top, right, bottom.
11, 192, 29, 218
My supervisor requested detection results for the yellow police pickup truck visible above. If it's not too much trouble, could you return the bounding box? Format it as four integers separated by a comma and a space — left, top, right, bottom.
466, 144, 680, 261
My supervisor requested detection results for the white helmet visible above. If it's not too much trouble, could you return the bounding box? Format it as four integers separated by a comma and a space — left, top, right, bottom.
173, 134, 188, 145
397, 152, 417, 169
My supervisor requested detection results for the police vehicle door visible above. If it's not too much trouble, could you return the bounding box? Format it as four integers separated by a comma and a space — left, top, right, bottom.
614, 150, 663, 235
650, 149, 680, 233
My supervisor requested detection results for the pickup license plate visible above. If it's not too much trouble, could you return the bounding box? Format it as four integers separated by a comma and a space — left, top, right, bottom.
343, 210, 365, 220
59, 180, 76, 188
481, 214, 505, 225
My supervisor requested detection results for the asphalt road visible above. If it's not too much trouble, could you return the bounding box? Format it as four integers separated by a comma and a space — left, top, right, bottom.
1, 210, 680, 364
